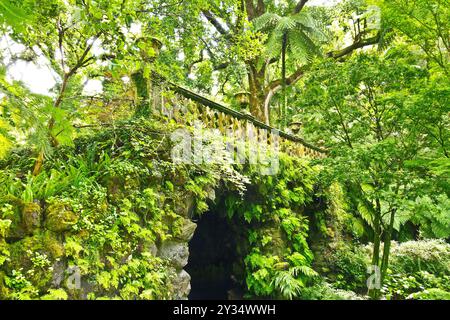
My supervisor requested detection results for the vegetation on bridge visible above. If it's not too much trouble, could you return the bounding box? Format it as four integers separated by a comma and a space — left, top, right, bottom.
0, 0, 448, 300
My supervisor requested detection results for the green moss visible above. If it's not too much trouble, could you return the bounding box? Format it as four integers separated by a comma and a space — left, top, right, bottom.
21, 202, 42, 234
42, 232, 65, 259
2, 202, 27, 240
7, 232, 64, 268
4, 232, 64, 293
0, 271, 11, 299
45, 203, 78, 233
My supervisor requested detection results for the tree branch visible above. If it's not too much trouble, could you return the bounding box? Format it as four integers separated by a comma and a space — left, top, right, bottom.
263, 32, 380, 119
202, 10, 230, 37
268, 67, 306, 90
294, 0, 309, 14
327, 33, 380, 59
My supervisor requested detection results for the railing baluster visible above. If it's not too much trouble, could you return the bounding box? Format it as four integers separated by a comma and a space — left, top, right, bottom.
150, 76, 326, 160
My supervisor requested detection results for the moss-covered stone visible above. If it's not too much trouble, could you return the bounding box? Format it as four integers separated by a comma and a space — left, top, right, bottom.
45, 203, 79, 233
174, 218, 197, 241
5, 232, 64, 292
263, 226, 286, 257
22, 202, 42, 234
0, 271, 11, 299
7, 232, 64, 269
2, 199, 27, 240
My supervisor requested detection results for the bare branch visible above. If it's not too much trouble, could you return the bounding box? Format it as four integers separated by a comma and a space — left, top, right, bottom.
327, 33, 380, 59
294, 0, 309, 14
202, 10, 230, 37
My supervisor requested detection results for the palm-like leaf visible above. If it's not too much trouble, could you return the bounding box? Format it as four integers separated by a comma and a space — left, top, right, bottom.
255, 11, 327, 64
275, 16, 297, 32
289, 29, 320, 63
266, 30, 283, 59
252, 12, 281, 31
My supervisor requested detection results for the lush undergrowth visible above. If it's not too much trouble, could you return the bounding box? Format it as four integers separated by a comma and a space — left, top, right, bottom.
0, 119, 227, 299
0, 118, 325, 300
1, 118, 449, 300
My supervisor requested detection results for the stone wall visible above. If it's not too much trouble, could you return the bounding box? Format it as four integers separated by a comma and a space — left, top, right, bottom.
157, 217, 197, 299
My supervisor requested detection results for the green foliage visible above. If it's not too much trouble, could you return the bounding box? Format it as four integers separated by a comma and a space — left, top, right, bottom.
398, 195, 450, 239
40, 288, 68, 300
324, 243, 370, 292
296, 42, 449, 297
408, 288, 450, 301
4, 269, 38, 300
227, 154, 322, 300
388, 240, 450, 276
378, 0, 450, 74
0, 118, 235, 299
253, 11, 326, 64
299, 281, 365, 300
382, 271, 450, 300
0, 117, 326, 300
244, 249, 318, 300
322, 240, 450, 299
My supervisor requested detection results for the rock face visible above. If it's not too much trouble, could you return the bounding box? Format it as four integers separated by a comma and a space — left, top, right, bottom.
156, 226, 198, 299
156, 200, 197, 299
175, 218, 197, 242
22, 203, 42, 234
45, 203, 79, 232
171, 269, 191, 299
158, 240, 189, 269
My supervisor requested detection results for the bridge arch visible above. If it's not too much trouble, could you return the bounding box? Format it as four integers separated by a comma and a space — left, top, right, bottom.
185, 193, 248, 300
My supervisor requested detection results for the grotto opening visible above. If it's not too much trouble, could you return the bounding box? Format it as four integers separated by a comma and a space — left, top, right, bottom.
186, 209, 245, 300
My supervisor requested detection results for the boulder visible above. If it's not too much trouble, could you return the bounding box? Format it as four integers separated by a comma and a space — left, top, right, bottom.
45, 203, 78, 232
172, 269, 191, 299
22, 202, 42, 233
158, 241, 189, 269
175, 218, 197, 242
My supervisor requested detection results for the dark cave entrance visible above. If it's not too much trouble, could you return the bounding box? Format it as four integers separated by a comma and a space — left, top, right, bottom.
186, 209, 245, 300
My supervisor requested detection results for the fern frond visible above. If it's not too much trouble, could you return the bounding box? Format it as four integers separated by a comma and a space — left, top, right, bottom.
252, 12, 281, 31
272, 271, 303, 300
291, 265, 319, 278
289, 30, 320, 63
265, 30, 283, 59
275, 16, 297, 32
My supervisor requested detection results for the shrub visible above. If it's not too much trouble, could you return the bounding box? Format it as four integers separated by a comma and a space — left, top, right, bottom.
388, 240, 450, 275
324, 243, 370, 292
408, 288, 450, 300
300, 281, 366, 300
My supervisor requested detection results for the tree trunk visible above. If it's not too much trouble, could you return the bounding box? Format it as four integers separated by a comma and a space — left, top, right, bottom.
369, 197, 382, 299
281, 33, 287, 129
380, 209, 396, 283
247, 63, 266, 122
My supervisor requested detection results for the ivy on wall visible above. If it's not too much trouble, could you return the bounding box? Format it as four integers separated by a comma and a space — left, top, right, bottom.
0, 118, 323, 300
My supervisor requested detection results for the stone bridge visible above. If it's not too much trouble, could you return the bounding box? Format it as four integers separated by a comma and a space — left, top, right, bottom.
147, 75, 327, 160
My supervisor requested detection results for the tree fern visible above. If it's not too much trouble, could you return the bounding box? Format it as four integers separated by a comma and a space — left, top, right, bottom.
253, 11, 326, 63
253, 10, 327, 127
